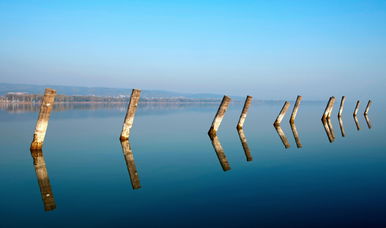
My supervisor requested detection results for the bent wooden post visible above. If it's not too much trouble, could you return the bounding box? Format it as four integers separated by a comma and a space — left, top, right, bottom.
30, 149, 56, 211
237, 128, 252, 161
289, 95, 302, 123
209, 134, 231, 171
120, 140, 141, 190
30, 88, 57, 150
208, 96, 231, 136
274, 125, 290, 149
120, 89, 141, 141
338, 96, 346, 117
321, 97, 335, 120
290, 122, 302, 148
273, 101, 290, 126
353, 100, 360, 116
364, 100, 372, 115
237, 95, 253, 129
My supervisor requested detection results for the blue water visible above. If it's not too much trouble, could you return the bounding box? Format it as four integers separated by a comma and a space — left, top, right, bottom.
0, 101, 385, 227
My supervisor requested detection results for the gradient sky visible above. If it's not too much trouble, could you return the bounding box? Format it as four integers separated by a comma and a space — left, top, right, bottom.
0, 0, 385, 100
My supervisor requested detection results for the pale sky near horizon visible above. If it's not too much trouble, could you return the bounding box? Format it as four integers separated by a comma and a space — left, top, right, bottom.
0, 0, 385, 100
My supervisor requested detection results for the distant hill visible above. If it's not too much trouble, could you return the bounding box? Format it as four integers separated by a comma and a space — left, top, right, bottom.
0, 83, 239, 99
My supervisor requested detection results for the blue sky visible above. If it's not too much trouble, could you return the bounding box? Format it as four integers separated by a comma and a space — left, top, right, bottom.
0, 0, 385, 100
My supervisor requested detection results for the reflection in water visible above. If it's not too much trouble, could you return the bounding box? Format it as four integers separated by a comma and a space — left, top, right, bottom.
290, 122, 302, 148
208, 134, 231, 171
120, 140, 141, 190
364, 115, 372, 129
353, 115, 360, 131
237, 128, 252, 161
338, 117, 346, 137
321, 118, 335, 143
274, 125, 290, 149
30, 149, 56, 211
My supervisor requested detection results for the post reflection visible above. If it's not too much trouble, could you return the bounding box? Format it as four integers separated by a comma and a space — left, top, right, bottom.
353, 115, 360, 131
120, 140, 141, 190
321, 118, 335, 143
364, 115, 372, 129
274, 125, 290, 149
30, 149, 56, 211
338, 117, 346, 137
290, 122, 302, 148
208, 134, 231, 171
237, 128, 252, 161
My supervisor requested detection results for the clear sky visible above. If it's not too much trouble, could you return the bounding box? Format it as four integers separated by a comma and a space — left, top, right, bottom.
0, 0, 385, 100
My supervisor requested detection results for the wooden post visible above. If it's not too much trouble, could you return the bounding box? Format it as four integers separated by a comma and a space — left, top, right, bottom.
274, 125, 290, 149
237, 96, 252, 129
30, 88, 56, 150
353, 115, 360, 131
364, 114, 372, 129
353, 100, 360, 116
120, 140, 141, 190
321, 97, 335, 120
237, 128, 252, 161
209, 134, 231, 171
338, 117, 346, 137
321, 119, 334, 143
30, 149, 56, 211
208, 96, 231, 136
290, 122, 302, 148
273, 101, 290, 126
364, 100, 372, 115
289, 95, 302, 123
338, 96, 346, 117
120, 89, 141, 141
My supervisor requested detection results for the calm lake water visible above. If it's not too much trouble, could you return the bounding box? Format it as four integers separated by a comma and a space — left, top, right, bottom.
0, 101, 385, 228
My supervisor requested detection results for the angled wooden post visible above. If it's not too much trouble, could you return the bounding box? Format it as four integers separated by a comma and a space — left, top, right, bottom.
208, 96, 231, 137
30, 88, 56, 150
353, 100, 360, 116
338, 96, 346, 117
237, 95, 252, 129
30, 149, 56, 211
274, 125, 290, 149
209, 134, 231, 171
321, 97, 335, 120
273, 101, 290, 126
237, 128, 252, 161
120, 89, 141, 141
289, 95, 302, 123
364, 100, 372, 115
120, 140, 141, 190
290, 122, 302, 148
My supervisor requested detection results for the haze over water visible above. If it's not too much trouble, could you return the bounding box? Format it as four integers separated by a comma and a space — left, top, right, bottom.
0, 101, 385, 227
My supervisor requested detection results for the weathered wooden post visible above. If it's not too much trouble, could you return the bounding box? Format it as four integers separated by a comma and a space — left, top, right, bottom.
30, 149, 56, 211
338, 96, 346, 117
289, 95, 302, 123
237, 128, 252, 161
338, 117, 346, 137
321, 96, 335, 120
273, 101, 290, 126
120, 89, 141, 141
237, 95, 252, 130
274, 125, 290, 149
30, 88, 56, 150
208, 96, 231, 137
364, 114, 372, 129
353, 115, 360, 131
290, 122, 302, 148
364, 100, 372, 115
120, 140, 141, 190
353, 100, 360, 116
209, 134, 231, 171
